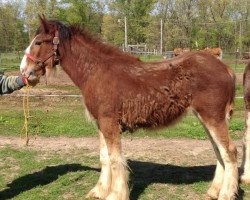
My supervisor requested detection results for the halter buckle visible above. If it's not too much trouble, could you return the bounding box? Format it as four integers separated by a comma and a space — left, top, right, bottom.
53, 37, 60, 45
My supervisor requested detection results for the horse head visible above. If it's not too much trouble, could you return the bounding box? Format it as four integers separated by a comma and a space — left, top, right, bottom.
20, 15, 61, 85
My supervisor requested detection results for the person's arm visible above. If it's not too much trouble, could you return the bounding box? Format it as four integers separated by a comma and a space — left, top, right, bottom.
0, 75, 26, 95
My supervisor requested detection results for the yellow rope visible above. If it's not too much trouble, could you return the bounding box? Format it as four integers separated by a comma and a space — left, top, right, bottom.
21, 81, 40, 146
22, 80, 30, 146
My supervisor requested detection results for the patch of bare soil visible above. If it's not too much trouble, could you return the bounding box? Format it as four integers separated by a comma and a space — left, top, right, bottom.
0, 136, 244, 166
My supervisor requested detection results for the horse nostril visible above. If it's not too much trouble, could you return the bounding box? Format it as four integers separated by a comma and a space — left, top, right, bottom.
25, 68, 35, 78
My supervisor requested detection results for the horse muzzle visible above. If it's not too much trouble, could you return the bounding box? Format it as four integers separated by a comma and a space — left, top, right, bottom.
22, 68, 40, 86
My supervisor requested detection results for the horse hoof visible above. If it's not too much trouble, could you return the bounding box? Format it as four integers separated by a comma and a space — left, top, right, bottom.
207, 185, 220, 199
86, 185, 109, 199
218, 194, 236, 200
106, 192, 129, 200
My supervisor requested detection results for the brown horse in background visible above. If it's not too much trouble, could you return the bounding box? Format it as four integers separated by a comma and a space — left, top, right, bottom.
173, 47, 191, 56
20, 16, 238, 200
204, 47, 223, 60
174, 47, 223, 60
242, 62, 250, 184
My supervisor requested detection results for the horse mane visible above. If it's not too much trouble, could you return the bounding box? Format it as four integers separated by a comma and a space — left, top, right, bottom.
36, 19, 139, 62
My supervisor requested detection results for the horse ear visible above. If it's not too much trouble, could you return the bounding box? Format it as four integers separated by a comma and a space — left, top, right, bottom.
38, 14, 58, 36
38, 14, 50, 33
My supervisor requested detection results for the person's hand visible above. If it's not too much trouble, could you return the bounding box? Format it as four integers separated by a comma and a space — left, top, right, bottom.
22, 76, 28, 85
17, 75, 27, 87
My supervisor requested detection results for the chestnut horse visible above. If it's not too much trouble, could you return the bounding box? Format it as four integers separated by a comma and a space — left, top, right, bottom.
242, 62, 250, 184
173, 47, 191, 56
204, 47, 223, 60
20, 16, 238, 200
174, 47, 223, 60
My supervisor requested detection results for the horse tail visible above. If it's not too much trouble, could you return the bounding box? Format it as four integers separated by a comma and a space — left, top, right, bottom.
227, 68, 236, 119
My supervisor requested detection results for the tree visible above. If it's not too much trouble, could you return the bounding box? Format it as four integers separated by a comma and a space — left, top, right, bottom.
57, 0, 104, 35
0, 1, 28, 51
105, 0, 157, 45
102, 15, 124, 46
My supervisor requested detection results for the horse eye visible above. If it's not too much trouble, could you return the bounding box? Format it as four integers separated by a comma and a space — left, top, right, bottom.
35, 41, 42, 45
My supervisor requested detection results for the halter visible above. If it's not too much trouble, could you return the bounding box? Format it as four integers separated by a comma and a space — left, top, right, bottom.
25, 31, 60, 68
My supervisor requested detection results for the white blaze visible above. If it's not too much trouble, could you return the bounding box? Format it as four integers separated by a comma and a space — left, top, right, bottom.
20, 37, 37, 73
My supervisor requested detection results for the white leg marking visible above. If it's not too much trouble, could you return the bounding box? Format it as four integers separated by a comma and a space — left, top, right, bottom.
207, 160, 225, 199
86, 131, 111, 199
106, 154, 129, 200
209, 128, 238, 200
241, 111, 250, 183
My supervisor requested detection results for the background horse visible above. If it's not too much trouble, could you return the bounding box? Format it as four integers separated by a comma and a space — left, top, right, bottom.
242, 62, 250, 184
204, 47, 223, 60
173, 48, 191, 56
20, 16, 238, 200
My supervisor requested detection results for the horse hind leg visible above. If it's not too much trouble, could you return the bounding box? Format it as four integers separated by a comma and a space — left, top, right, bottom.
86, 130, 112, 199
241, 109, 250, 184
195, 110, 238, 200
195, 113, 225, 199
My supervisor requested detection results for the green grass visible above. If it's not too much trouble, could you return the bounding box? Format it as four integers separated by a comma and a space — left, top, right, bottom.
0, 95, 246, 140
0, 147, 249, 200
0, 51, 246, 139
0, 52, 22, 72
0, 96, 97, 137
3, 147, 248, 200
0, 147, 99, 200
229, 63, 246, 73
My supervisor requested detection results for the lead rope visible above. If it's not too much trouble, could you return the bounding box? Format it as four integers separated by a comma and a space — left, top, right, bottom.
21, 81, 40, 146
22, 80, 30, 145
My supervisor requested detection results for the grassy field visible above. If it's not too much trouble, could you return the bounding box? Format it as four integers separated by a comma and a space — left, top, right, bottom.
0, 143, 249, 200
0, 95, 246, 140
0, 52, 247, 139
0, 52, 250, 200
0, 140, 250, 200
0, 52, 23, 72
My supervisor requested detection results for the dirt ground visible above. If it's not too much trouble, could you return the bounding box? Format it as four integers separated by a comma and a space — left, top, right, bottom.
0, 135, 244, 166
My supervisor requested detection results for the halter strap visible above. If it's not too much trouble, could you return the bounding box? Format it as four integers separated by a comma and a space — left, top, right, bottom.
25, 53, 37, 63
26, 31, 60, 67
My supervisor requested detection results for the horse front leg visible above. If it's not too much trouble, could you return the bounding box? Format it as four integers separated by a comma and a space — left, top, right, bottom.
106, 142, 129, 200
86, 130, 112, 199
100, 117, 129, 200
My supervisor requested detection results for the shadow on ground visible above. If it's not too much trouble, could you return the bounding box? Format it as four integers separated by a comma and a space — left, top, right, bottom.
0, 164, 99, 200
129, 160, 215, 200
128, 160, 245, 200
0, 161, 245, 200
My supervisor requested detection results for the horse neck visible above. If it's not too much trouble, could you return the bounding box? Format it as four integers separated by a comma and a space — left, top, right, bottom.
59, 36, 100, 88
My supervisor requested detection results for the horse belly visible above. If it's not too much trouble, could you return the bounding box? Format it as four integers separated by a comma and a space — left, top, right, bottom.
120, 92, 191, 131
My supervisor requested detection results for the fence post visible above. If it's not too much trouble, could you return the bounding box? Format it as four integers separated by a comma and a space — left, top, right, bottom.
239, 21, 242, 59
160, 19, 163, 55
124, 16, 128, 52
235, 48, 239, 70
